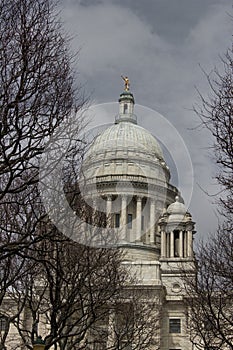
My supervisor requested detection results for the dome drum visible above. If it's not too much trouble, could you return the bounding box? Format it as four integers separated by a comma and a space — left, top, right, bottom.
80, 87, 192, 254
81, 173, 179, 210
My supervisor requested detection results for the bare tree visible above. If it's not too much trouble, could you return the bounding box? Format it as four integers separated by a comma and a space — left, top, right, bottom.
185, 44, 233, 349
0, 0, 85, 253
7, 235, 127, 350
194, 47, 233, 216
0, 0, 81, 199
0, 0, 85, 347
0, 2, 161, 350
104, 288, 160, 350
3, 227, 160, 350
185, 226, 233, 350
1, 165, 159, 350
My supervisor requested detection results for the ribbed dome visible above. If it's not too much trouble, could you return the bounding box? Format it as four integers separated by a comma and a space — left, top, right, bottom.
87, 121, 164, 161
82, 89, 171, 185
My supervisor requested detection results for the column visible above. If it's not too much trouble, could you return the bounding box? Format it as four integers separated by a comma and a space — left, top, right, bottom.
184, 231, 187, 257
121, 195, 127, 241
187, 230, 193, 257
170, 231, 174, 258
150, 199, 155, 244
92, 197, 97, 225
179, 230, 183, 258
161, 230, 166, 257
166, 233, 170, 257
106, 195, 112, 227
136, 196, 142, 242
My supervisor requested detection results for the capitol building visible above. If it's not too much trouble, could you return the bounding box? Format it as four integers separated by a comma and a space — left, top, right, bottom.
1, 80, 198, 350
80, 80, 196, 350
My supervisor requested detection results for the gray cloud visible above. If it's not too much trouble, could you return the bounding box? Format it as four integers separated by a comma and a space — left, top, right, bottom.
60, 0, 232, 238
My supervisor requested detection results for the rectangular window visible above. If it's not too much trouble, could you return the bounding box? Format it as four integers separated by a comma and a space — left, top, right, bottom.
0, 317, 7, 331
115, 213, 120, 228
141, 215, 144, 230
123, 103, 128, 113
203, 317, 215, 331
127, 214, 133, 229
169, 318, 181, 333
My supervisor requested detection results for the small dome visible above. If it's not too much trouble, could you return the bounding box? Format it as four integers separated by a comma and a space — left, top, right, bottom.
167, 196, 186, 215
167, 196, 186, 223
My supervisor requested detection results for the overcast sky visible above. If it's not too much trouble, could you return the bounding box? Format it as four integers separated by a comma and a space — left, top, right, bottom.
60, 0, 232, 239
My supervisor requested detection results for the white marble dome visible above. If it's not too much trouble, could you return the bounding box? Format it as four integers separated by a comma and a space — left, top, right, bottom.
86, 121, 164, 162
80, 89, 180, 210
83, 90, 171, 184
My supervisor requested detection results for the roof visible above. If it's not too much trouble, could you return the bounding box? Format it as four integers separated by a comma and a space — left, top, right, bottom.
86, 121, 164, 161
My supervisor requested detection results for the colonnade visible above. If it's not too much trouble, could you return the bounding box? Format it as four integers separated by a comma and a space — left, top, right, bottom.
102, 194, 158, 244
84, 194, 194, 258
160, 229, 193, 258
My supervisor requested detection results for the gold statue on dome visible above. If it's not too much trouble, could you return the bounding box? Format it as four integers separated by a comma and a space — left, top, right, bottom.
121, 75, 130, 91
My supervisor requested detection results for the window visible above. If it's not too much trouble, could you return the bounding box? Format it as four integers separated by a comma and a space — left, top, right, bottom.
169, 318, 181, 333
141, 215, 144, 230
123, 103, 128, 113
203, 317, 215, 331
0, 316, 7, 332
116, 304, 134, 349
115, 213, 120, 228
127, 214, 132, 229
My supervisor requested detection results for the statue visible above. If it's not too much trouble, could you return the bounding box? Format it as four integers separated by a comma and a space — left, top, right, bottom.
121, 75, 130, 91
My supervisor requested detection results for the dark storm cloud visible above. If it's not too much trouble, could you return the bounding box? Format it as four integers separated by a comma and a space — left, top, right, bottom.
112, 0, 224, 44
73, 0, 227, 43
60, 0, 232, 237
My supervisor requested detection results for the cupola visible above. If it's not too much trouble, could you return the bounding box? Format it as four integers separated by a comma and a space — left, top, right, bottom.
115, 76, 137, 124
159, 196, 195, 259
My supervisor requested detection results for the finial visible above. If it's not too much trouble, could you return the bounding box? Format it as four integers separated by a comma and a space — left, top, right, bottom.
121, 75, 130, 91
175, 195, 180, 202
